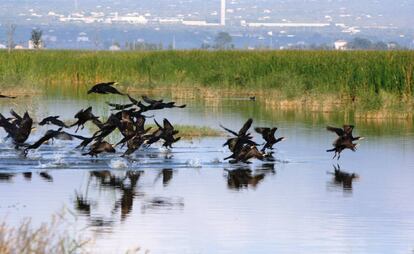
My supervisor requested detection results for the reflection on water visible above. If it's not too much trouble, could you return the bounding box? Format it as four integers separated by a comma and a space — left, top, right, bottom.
1, 94, 414, 253
327, 164, 359, 191
225, 167, 266, 190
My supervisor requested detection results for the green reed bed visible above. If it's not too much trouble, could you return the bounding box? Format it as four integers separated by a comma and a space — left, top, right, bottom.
0, 50, 413, 111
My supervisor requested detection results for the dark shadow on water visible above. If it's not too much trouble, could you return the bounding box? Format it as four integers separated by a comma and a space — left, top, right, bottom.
153, 168, 174, 187
224, 168, 263, 190
73, 170, 146, 230
141, 196, 184, 213
39, 171, 53, 182
0, 172, 15, 182
22, 172, 32, 181
327, 164, 359, 193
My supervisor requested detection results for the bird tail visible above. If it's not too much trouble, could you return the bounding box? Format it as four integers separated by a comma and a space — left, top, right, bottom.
326, 148, 335, 152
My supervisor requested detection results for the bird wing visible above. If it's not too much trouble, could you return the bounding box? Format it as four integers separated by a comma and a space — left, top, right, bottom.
50, 118, 67, 127
163, 118, 174, 131
219, 124, 239, 136
154, 119, 163, 129
142, 95, 163, 104
127, 94, 139, 105
238, 118, 253, 136
10, 109, 22, 121
74, 108, 84, 118
254, 127, 272, 138
326, 126, 344, 136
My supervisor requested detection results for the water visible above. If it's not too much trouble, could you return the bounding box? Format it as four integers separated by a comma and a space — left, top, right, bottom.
1, 94, 414, 253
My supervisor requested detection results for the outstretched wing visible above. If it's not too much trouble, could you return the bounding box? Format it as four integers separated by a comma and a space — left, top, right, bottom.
326, 126, 344, 136
142, 95, 162, 104
154, 119, 163, 129
238, 118, 253, 136
254, 127, 271, 139
10, 109, 22, 121
126, 94, 139, 105
220, 124, 239, 136
163, 118, 174, 131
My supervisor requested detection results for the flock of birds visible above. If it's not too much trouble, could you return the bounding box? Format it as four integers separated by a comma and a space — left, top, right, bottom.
219, 118, 364, 163
0, 81, 363, 172
0, 82, 185, 158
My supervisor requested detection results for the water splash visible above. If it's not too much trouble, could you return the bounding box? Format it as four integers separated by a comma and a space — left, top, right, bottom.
186, 158, 202, 168
108, 158, 129, 169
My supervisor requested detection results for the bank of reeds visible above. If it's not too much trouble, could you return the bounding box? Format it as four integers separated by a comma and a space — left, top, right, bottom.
0, 50, 413, 111
0, 215, 89, 254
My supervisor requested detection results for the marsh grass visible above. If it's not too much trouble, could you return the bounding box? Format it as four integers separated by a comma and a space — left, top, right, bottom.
0, 214, 90, 254
1, 50, 413, 113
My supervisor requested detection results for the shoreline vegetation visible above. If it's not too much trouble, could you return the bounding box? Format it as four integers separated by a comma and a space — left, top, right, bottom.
0, 50, 413, 118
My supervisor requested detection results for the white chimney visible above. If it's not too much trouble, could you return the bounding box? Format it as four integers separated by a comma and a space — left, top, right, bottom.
220, 0, 226, 26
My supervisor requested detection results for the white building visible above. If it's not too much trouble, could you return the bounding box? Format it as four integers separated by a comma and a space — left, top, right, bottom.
109, 44, 121, 51
334, 40, 348, 50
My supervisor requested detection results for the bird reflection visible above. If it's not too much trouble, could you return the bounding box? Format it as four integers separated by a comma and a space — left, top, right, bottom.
74, 170, 144, 225
112, 171, 142, 220
225, 167, 265, 190
257, 163, 276, 174
75, 192, 91, 215
22, 172, 32, 181
0, 173, 15, 182
328, 164, 359, 191
39, 171, 53, 182
153, 168, 174, 187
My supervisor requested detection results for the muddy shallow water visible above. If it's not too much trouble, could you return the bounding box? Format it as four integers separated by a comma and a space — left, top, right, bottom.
1, 94, 414, 253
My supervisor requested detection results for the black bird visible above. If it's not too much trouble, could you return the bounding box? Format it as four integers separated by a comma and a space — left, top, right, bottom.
138, 95, 186, 112
0, 111, 33, 146
225, 145, 265, 164
82, 140, 116, 157
0, 94, 16, 99
67, 133, 95, 150
326, 125, 364, 160
71, 107, 102, 132
221, 118, 257, 154
106, 102, 134, 111
326, 125, 363, 141
327, 136, 358, 160
39, 116, 69, 128
87, 82, 124, 95
156, 118, 181, 148
121, 134, 146, 157
221, 118, 253, 138
24, 128, 63, 154
255, 127, 285, 152
143, 126, 164, 146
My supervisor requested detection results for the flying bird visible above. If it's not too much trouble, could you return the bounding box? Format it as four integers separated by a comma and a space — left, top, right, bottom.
87, 82, 124, 95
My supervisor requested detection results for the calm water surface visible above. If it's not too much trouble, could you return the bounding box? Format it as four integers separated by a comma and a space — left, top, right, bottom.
1, 94, 414, 253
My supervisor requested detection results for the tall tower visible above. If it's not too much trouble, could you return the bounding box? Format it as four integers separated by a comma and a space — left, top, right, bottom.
220, 0, 226, 26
